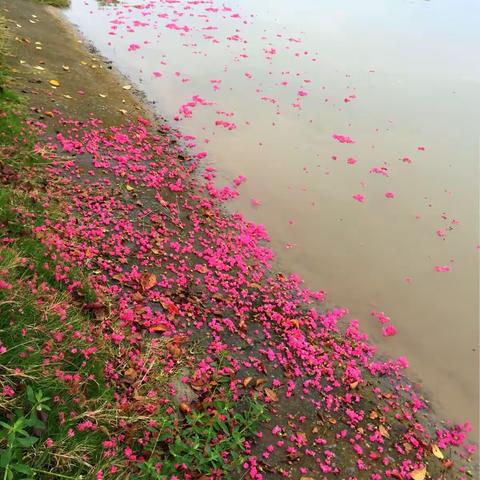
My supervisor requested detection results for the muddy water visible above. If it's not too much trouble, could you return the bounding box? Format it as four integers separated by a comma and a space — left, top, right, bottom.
65, 0, 479, 438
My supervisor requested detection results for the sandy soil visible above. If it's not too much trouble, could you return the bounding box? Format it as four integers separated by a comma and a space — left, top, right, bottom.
1, 0, 152, 127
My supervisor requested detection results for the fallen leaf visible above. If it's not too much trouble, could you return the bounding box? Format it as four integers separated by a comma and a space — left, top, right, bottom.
264, 387, 278, 402
124, 367, 138, 383
350, 380, 359, 389
410, 466, 427, 480
379, 424, 390, 438
179, 402, 192, 415
243, 377, 253, 387
151, 324, 168, 333
432, 444, 444, 459
131, 292, 144, 302
290, 319, 300, 329
139, 273, 156, 291
49, 80, 60, 87
122, 84, 132, 90
442, 459, 453, 469
125, 184, 134, 192
255, 378, 266, 389
167, 343, 182, 358
62, 65, 70, 71
33, 65, 45, 71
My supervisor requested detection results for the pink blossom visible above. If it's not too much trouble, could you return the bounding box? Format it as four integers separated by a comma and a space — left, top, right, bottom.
382, 325, 397, 337
332, 133, 355, 144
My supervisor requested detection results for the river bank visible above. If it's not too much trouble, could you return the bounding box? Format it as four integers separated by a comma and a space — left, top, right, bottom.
0, 1, 477, 479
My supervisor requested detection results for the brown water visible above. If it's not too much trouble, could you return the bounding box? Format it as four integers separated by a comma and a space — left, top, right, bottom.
65, 0, 479, 439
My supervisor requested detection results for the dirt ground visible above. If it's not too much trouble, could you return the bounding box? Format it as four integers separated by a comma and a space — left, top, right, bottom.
1, 0, 152, 126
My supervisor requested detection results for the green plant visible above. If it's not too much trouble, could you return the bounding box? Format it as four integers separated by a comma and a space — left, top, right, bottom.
137, 393, 268, 478
0, 386, 50, 480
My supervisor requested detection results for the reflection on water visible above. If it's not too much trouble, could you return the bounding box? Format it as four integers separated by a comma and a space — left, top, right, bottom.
65, 0, 479, 437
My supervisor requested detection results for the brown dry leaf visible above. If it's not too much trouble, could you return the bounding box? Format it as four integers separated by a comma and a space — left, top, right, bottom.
431, 444, 444, 459
379, 424, 390, 438
264, 387, 278, 402
255, 378, 266, 389
190, 378, 206, 391
151, 324, 168, 333
179, 402, 192, 415
404, 442, 413, 454
369, 410, 379, 420
124, 367, 138, 382
300, 477, 315, 480
291, 319, 300, 329
132, 292, 144, 302
140, 273, 157, 291
196, 264, 208, 274
350, 380, 359, 389
49, 80, 60, 87
243, 377, 253, 388
118, 109, 128, 115
410, 466, 426, 480
442, 459, 453, 469
167, 344, 182, 358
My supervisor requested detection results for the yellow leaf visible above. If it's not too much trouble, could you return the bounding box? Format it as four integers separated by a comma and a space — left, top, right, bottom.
125, 184, 134, 192
243, 376, 253, 388
49, 80, 60, 87
118, 109, 128, 115
410, 466, 426, 480
379, 424, 390, 438
432, 444, 444, 459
